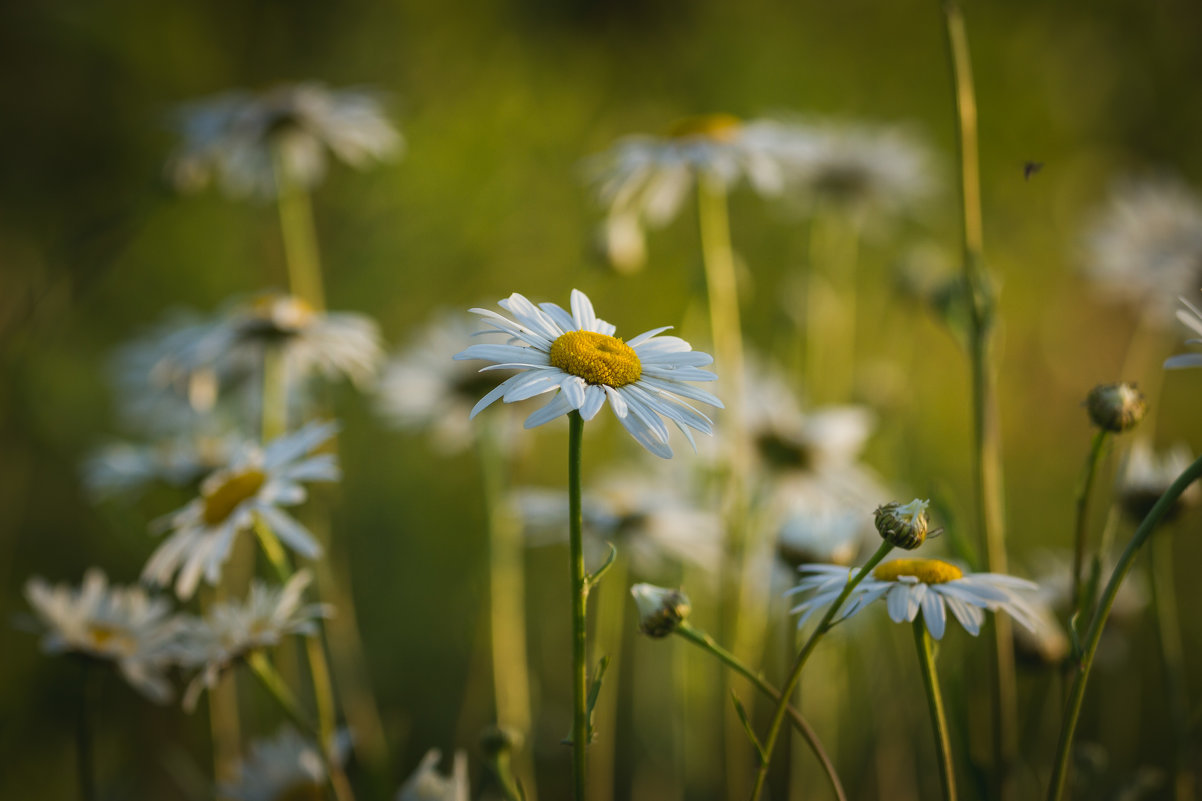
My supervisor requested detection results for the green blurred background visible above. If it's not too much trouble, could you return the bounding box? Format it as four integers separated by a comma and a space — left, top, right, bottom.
2, 0, 1201, 798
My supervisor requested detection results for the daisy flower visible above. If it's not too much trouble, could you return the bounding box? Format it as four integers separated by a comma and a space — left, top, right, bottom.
453, 289, 721, 458
396, 749, 469, 801
23, 569, 181, 702
221, 726, 350, 801
175, 571, 331, 710
585, 114, 810, 235
1165, 293, 1202, 371
1081, 174, 1202, 321
783, 118, 935, 222
81, 430, 244, 501
376, 313, 515, 454
788, 557, 1044, 640
143, 420, 339, 600
1117, 439, 1199, 522
168, 82, 402, 199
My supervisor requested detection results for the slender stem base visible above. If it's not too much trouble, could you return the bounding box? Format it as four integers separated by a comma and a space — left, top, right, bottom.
1071, 430, 1109, 623
567, 411, 589, 801
913, 621, 958, 801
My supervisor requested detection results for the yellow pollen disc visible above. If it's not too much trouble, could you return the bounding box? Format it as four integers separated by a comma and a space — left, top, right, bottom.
86, 624, 134, 655
248, 293, 315, 332
873, 558, 963, 585
549, 330, 642, 388
666, 113, 742, 142
202, 469, 266, 526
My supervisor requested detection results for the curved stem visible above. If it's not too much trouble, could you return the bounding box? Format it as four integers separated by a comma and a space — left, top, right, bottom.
1070, 430, 1109, 621
913, 622, 958, 801
1047, 452, 1202, 801
749, 541, 893, 801
247, 651, 319, 738
941, 5, 1015, 794
567, 411, 589, 800
675, 623, 848, 801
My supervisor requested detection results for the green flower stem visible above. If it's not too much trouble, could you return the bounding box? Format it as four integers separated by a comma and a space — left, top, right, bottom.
273, 148, 326, 311
201, 586, 243, 789
588, 555, 627, 801
1146, 534, 1194, 801
77, 661, 96, 801
913, 621, 958, 801
247, 650, 319, 738
261, 345, 287, 442
567, 410, 589, 801
674, 623, 848, 801
1047, 452, 1202, 801
1070, 430, 1109, 621
941, 5, 1016, 794
749, 541, 894, 801
477, 418, 537, 800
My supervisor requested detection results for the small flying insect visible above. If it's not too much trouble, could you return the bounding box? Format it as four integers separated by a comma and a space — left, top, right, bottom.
1023, 161, 1044, 181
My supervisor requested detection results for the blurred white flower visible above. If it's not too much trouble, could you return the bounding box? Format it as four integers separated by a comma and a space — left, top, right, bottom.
1081, 175, 1202, 321
788, 558, 1044, 640
175, 571, 331, 711
143, 421, 339, 599
376, 313, 515, 454
1165, 293, 1202, 370
222, 726, 351, 801
23, 569, 181, 702
454, 289, 722, 459
396, 749, 469, 801
515, 467, 723, 577
81, 430, 245, 501
784, 118, 935, 223
585, 114, 812, 235
168, 82, 402, 199
1116, 439, 1199, 522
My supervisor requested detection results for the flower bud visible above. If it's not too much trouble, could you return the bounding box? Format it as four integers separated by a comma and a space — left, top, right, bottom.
479, 725, 523, 759
630, 583, 690, 638
873, 499, 930, 550
1084, 382, 1146, 433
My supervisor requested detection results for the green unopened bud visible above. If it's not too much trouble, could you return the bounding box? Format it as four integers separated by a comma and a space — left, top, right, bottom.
630, 583, 690, 638
479, 725, 523, 758
1085, 382, 1146, 433
873, 499, 930, 550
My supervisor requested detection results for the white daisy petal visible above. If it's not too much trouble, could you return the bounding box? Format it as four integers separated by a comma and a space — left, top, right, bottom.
525, 393, 575, 428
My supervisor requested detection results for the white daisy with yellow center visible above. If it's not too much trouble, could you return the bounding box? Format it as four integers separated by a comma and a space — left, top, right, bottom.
174, 571, 331, 711
220, 726, 350, 801
1165, 293, 1202, 371
453, 289, 721, 458
23, 569, 182, 702
787, 557, 1044, 640
143, 421, 339, 600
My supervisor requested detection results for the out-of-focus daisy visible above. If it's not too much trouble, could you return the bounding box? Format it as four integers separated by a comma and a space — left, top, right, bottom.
1082, 175, 1202, 320
376, 313, 516, 454
777, 507, 866, 568
585, 115, 811, 245
82, 430, 244, 501
784, 119, 935, 223
788, 557, 1044, 640
1117, 439, 1199, 522
514, 468, 723, 577
205, 292, 384, 390
168, 82, 402, 199
143, 421, 339, 599
23, 570, 181, 702
176, 571, 331, 710
221, 726, 351, 801
1165, 293, 1202, 371
454, 289, 721, 459
396, 749, 469, 801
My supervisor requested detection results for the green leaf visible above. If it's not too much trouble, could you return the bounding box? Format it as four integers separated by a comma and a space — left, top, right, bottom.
730, 691, 766, 764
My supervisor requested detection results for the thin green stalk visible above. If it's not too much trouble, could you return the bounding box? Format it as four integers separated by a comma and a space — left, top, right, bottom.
941, 5, 1015, 794
201, 586, 242, 792
77, 661, 96, 801
913, 621, 958, 801
567, 411, 588, 801
1070, 430, 1109, 621
588, 556, 627, 801
749, 541, 894, 801
273, 149, 326, 311
261, 346, 287, 442
477, 420, 537, 800
247, 651, 319, 738
1047, 452, 1202, 801
675, 623, 848, 801
1146, 534, 1194, 801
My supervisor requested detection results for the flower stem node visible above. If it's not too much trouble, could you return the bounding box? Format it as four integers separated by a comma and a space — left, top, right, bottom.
873, 499, 931, 550
1084, 382, 1146, 433
630, 583, 691, 638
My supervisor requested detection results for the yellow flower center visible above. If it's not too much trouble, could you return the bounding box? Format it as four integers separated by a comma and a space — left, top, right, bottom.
666, 113, 742, 142
202, 469, 266, 526
245, 293, 316, 336
549, 331, 642, 388
86, 624, 135, 655
873, 558, 963, 585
